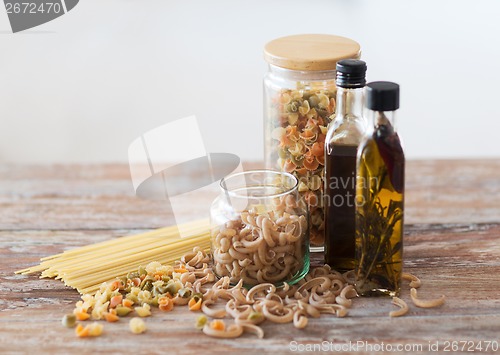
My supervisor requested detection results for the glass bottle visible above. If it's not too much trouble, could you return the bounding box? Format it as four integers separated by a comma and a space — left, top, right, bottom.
355, 81, 405, 297
210, 170, 309, 287
324, 59, 367, 271
263, 34, 361, 251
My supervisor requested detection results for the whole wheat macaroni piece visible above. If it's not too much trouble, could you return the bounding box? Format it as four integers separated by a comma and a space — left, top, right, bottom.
410, 288, 446, 308
389, 297, 409, 317
240, 323, 264, 338
293, 309, 308, 328
402, 272, 422, 289
202, 323, 243, 338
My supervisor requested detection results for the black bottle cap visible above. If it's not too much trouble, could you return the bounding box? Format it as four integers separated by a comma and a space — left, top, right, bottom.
336, 59, 367, 88
366, 81, 400, 111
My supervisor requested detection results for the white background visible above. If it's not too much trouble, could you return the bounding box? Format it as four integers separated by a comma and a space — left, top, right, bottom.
1, 0, 499, 164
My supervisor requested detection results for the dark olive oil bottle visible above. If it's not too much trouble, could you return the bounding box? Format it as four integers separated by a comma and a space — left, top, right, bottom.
355, 81, 404, 297
324, 60, 367, 271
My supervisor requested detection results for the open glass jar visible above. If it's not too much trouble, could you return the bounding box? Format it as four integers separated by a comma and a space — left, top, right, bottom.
263, 34, 361, 251
210, 170, 309, 287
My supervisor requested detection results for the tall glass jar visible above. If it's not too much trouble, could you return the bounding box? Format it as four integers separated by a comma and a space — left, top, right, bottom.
210, 170, 309, 287
263, 34, 361, 251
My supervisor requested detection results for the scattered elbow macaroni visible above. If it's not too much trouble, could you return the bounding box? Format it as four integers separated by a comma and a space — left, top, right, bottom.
389, 297, 409, 317
64, 247, 357, 339
389, 272, 446, 317
62, 247, 445, 339
410, 287, 446, 308
402, 272, 422, 288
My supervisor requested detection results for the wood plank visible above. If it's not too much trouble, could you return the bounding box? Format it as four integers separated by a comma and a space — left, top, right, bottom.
1, 224, 499, 353
0, 160, 499, 231
1, 161, 500, 354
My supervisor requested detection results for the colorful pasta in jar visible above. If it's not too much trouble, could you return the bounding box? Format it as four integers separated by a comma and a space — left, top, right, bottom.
263, 34, 361, 250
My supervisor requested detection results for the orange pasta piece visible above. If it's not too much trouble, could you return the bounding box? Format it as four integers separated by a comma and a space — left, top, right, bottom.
188, 298, 202, 311
310, 142, 324, 157
210, 319, 226, 331
158, 297, 174, 312
174, 266, 188, 274
122, 299, 134, 308
303, 155, 319, 171
104, 312, 120, 323
109, 295, 123, 309
110, 280, 122, 291
283, 159, 297, 173
74, 311, 90, 321
75, 324, 90, 337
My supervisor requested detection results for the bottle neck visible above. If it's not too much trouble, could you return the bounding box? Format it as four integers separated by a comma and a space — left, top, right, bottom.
368, 110, 397, 131
335, 86, 364, 120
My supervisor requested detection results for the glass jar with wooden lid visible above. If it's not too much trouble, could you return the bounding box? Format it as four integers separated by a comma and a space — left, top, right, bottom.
263, 34, 361, 251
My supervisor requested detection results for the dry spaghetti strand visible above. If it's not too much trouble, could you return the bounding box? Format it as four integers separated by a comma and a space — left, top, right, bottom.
15, 219, 210, 294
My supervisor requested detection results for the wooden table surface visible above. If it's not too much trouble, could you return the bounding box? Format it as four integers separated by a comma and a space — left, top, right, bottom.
1, 160, 500, 354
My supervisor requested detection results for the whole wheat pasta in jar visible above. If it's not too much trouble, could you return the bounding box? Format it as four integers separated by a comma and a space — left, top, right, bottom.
210, 170, 309, 286
263, 34, 361, 250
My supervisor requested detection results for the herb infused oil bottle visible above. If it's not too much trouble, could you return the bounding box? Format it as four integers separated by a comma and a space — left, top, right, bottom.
355, 82, 404, 297
324, 60, 367, 271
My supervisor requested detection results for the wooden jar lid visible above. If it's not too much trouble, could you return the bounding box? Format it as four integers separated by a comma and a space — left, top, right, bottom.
264, 34, 361, 71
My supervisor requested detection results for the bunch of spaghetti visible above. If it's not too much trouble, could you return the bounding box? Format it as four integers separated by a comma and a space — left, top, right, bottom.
16, 219, 210, 295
